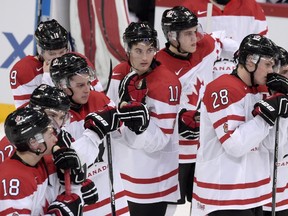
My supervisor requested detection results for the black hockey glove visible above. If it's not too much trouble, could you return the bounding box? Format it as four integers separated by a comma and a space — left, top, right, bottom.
57, 130, 74, 148
266, 72, 288, 95
57, 164, 86, 185
119, 71, 147, 104
81, 179, 98, 205
118, 101, 150, 134
52, 147, 81, 171
178, 109, 200, 140
252, 93, 288, 126
84, 108, 120, 139
47, 192, 83, 216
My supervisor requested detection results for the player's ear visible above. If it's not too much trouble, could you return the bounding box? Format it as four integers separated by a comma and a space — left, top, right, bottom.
62, 87, 73, 96
28, 137, 39, 149
168, 31, 177, 41
246, 54, 257, 69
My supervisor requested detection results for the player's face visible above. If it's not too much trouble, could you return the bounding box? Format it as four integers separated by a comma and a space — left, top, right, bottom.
177, 26, 199, 53
44, 109, 70, 129
67, 74, 91, 104
42, 47, 68, 63
129, 42, 156, 75
254, 56, 275, 85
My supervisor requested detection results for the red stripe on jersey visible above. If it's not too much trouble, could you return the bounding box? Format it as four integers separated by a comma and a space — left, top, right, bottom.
179, 139, 199, 146
193, 191, 271, 206
120, 169, 178, 184
227, 115, 245, 122
213, 115, 245, 129
125, 185, 178, 199
160, 127, 174, 135
213, 117, 226, 129
194, 176, 270, 190
219, 132, 231, 144
84, 190, 127, 211
77, 1, 96, 63
115, 206, 130, 215
258, 28, 268, 36
13, 94, 31, 100
275, 183, 288, 193
150, 112, 177, 119
180, 154, 196, 160
0, 208, 31, 215
265, 199, 288, 208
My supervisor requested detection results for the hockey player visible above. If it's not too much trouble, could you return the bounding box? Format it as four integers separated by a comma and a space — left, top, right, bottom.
0, 84, 99, 206
9, 19, 103, 108
263, 46, 288, 216
191, 34, 288, 216
181, 0, 268, 76
0, 107, 83, 215
106, 21, 182, 216
0, 83, 72, 162
29, 84, 99, 207
181, 0, 267, 42
49, 52, 147, 215
157, 7, 222, 214
9, 19, 69, 108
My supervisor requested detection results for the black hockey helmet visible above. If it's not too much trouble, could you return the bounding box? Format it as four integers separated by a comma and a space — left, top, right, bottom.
123, 21, 159, 51
35, 19, 68, 50
278, 46, 288, 67
29, 84, 70, 112
50, 52, 96, 87
161, 6, 198, 40
5, 107, 51, 152
237, 34, 279, 65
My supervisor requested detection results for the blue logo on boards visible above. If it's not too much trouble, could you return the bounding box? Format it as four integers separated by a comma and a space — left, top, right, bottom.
1, 32, 33, 69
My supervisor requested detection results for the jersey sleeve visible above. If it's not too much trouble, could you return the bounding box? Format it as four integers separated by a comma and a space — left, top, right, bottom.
71, 129, 101, 167
106, 62, 130, 105
10, 56, 44, 108
0, 161, 41, 215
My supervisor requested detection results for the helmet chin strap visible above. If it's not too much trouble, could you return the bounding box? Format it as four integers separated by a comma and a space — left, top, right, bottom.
169, 39, 190, 55
66, 87, 85, 112
177, 42, 190, 55
30, 142, 47, 156
167, 31, 190, 55
244, 57, 260, 87
29, 134, 48, 156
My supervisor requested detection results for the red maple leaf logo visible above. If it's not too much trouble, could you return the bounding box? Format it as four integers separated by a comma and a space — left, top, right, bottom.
187, 78, 204, 106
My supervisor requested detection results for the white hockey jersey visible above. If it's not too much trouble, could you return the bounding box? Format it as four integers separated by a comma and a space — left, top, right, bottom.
191, 74, 273, 215
157, 34, 220, 164
181, 0, 268, 76
0, 154, 81, 215
65, 90, 130, 215
10, 54, 103, 108
107, 62, 182, 204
